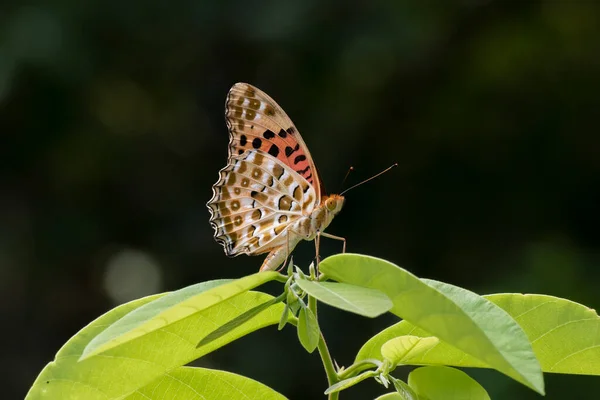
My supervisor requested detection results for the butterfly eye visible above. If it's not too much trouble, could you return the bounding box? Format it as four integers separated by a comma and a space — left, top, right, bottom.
326, 199, 336, 211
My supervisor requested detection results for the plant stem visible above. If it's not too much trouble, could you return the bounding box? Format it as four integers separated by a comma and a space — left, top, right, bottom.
336, 359, 382, 380
308, 295, 339, 400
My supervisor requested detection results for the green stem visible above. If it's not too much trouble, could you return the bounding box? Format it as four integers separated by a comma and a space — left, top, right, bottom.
308, 293, 318, 316
309, 295, 339, 400
336, 359, 382, 380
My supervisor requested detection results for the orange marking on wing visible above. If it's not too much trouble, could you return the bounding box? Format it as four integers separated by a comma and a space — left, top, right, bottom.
254, 132, 316, 186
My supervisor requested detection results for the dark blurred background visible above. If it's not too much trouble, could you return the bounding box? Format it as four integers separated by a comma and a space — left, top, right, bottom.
3, 1, 599, 399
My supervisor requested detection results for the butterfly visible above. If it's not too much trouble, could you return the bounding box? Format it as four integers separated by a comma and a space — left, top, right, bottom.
207, 82, 346, 271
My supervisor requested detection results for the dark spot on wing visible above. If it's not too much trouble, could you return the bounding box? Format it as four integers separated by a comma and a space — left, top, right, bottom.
268, 144, 280, 157
240, 135, 247, 146
252, 138, 262, 149
263, 129, 275, 139
297, 166, 310, 175
294, 155, 306, 164
264, 105, 275, 116
285, 144, 300, 157
278, 129, 287, 138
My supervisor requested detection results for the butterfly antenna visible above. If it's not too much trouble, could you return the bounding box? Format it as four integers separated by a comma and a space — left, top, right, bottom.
339, 166, 354, 192
340, 163, 398, 196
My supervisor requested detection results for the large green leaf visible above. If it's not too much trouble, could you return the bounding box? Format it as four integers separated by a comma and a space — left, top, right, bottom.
320, 254, 543, 394
124, 366, 286, 400
27, 289, 286, 399
198, 293, 284, 346
408, 366, 490, 400
358, 293, 600, 376
488, 294, 600, 375
294, 278, 392, 317
82, 271, 280, 359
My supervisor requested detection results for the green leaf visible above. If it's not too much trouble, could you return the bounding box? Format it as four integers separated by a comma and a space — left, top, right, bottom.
125, 366, 287, 399
358, 293, 600, 376
27, 290, 285, 400
82, 271, 280, 359
295, 278, 392, 317
287, 285, 302, 315
408, 366, 491, 400
486, 293, 600, 375
381, 335, 440, 365
198, 293, 286, 346
390, 377, 419, 400
278, 304, 290, 330
357, 320, 484, 369
297, 305, 319, 353
324, 370, 377, 394
321, 254, 543, 395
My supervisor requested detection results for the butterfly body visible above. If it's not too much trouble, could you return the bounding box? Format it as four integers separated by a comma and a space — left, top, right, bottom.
207, 83, 345, 271
257, 194, 344, 271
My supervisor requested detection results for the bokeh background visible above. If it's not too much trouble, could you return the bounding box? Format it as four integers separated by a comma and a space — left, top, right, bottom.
3, 1, 599, 398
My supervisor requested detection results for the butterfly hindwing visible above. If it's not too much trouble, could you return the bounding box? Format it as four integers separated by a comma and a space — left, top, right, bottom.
225, 82, 322, 202
208, 150, 317, 256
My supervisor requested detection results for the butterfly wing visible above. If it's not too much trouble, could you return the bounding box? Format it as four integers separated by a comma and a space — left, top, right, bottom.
225, 82, 322, 203
207, 150, 317, 256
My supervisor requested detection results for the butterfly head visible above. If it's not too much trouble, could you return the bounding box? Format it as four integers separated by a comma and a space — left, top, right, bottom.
323, 194, 345, 216
311, 194, 345, 234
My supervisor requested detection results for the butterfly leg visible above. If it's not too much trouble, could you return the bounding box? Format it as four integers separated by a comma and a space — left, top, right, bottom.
315, 231, 322, 268
311, 231, 322, 277
320, 232, 347, 253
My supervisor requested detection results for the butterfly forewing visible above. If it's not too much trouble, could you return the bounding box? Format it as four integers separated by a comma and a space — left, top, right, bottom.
225, 82, 322, 201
